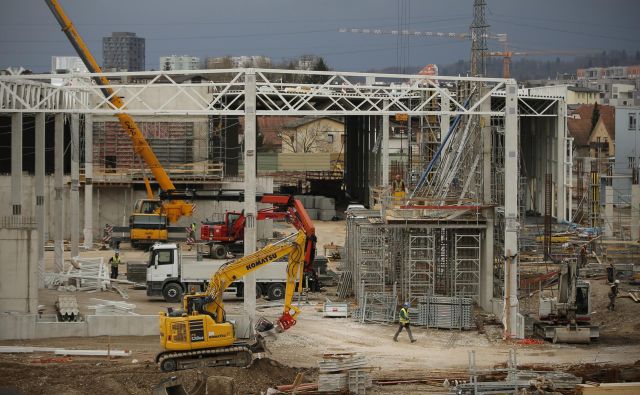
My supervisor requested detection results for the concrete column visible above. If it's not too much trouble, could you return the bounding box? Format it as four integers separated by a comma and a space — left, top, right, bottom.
480, 87, 493, 311
54, 114, 65, 273
83, 115, 93, 249
503, 82, 519, 338
604, 186, 614, 238
243, 71, 257, 321
70, 114, 80, 257
35, 113, 46, 288
556, 100, 567, 222
11, 113, 22, 216
382, 101, 390, 187
632, 184, 640, 241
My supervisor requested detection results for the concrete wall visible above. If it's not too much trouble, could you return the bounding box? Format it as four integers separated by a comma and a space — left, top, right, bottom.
0, 228, 37, 313
0, 176, 274, 243
0, 313, 158, 340
0, 313, 250, 340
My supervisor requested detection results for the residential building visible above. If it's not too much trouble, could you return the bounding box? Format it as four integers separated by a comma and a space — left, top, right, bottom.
612, 106, 640, 205
159, 55, 200, 71
609, 83, 636, 106
102, 32, 145, 71
205, 56, 271, 69
587, 105, 616, 159
280, 117, 344, 154
526, 84, 599, 105
567, 104, 615, 159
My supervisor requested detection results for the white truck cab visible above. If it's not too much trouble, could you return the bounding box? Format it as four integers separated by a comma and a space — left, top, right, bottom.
146, 243, 289, 303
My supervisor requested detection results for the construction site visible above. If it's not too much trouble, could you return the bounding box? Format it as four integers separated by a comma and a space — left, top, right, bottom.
1, 1, 640, 394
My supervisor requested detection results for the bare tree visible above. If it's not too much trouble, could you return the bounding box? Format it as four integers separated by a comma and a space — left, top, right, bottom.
280, 123, 332, 153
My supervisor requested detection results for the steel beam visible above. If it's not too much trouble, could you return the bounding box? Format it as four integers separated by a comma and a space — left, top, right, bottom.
83, 114, 93, 249
35, 113, 46, 287
503, 82, 519, 338
70, 113, 80, 257
54, 113, 64, 273
11, 113, 22, 216
243, 70, 257, 321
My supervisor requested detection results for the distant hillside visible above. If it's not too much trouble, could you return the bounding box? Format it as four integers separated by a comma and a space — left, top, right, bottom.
368, 50, 640, 81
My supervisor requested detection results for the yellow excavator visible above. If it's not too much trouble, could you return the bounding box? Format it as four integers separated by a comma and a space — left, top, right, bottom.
45, 0, 193, 246
155, 230, 309, 371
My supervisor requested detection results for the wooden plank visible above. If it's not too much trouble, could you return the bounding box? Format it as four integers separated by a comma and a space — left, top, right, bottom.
577, 382, 640, 395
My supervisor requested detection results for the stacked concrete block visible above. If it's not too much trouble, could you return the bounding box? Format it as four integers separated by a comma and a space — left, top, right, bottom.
293, 195, 337, 220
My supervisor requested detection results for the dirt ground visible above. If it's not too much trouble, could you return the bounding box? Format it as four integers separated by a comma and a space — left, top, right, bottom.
4, 220, 640, 394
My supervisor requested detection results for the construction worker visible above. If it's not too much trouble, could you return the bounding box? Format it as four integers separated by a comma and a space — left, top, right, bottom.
393, 302, 416, 343
578, 245, 587, 267
607, 280, 620, 311
392, 174, 407, 204
109, 250, 121, 279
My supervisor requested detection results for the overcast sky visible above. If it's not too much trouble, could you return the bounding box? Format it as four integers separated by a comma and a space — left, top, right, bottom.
2, 0, 639, 73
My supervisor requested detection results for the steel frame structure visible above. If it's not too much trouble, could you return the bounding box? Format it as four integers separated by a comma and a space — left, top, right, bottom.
1, 68, 514, 116
2, 67, 531, 337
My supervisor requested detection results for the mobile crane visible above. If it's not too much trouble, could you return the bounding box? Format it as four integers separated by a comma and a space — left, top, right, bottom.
45, 0, 193, 246
200, 194, 316, 260
155, 230, 310, 371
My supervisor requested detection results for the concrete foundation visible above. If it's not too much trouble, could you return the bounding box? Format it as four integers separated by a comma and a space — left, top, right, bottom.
0, 228, 38, 314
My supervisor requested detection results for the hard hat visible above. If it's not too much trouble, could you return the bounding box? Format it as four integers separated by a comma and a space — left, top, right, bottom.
403, 302, 410, 308
114, 250, 119, 254
614, 279, 620, 284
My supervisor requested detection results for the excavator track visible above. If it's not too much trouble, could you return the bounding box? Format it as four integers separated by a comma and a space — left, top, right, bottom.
156, 345, 253, 372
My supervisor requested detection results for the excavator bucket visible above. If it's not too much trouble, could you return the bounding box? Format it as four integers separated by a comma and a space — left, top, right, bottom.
255, 317, 275, 332
553, 327, 591, 344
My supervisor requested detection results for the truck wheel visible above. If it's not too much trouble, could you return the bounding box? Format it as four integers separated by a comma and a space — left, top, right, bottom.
267, 283, 285, 300
211, 244, 227, 259
163, 283, 183, 303
256, 284, 263, 299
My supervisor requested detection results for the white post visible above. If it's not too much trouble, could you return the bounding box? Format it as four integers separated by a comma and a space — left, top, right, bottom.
243, 70, 257, 321
70, 114, 80, 257
54, 114, 65, 273
604, 186, 614, 238
504, 82, 519, 338
440, 91, 450, 142
11, 113, 22, 216
480, 86, 493, 311
382, 100, 390, 187
35, 113, 46, 287
632, 184, 640, 241
556, 100, 567, 222
83, 114, 94, 249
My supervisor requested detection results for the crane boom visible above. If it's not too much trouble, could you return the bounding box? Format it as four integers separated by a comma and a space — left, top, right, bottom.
44, 0, 192, 222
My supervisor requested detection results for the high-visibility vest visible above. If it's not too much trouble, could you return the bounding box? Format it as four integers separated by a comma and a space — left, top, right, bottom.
392, 179, 405, 192
110, 256, 121, 267
399, 307, 410, 324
